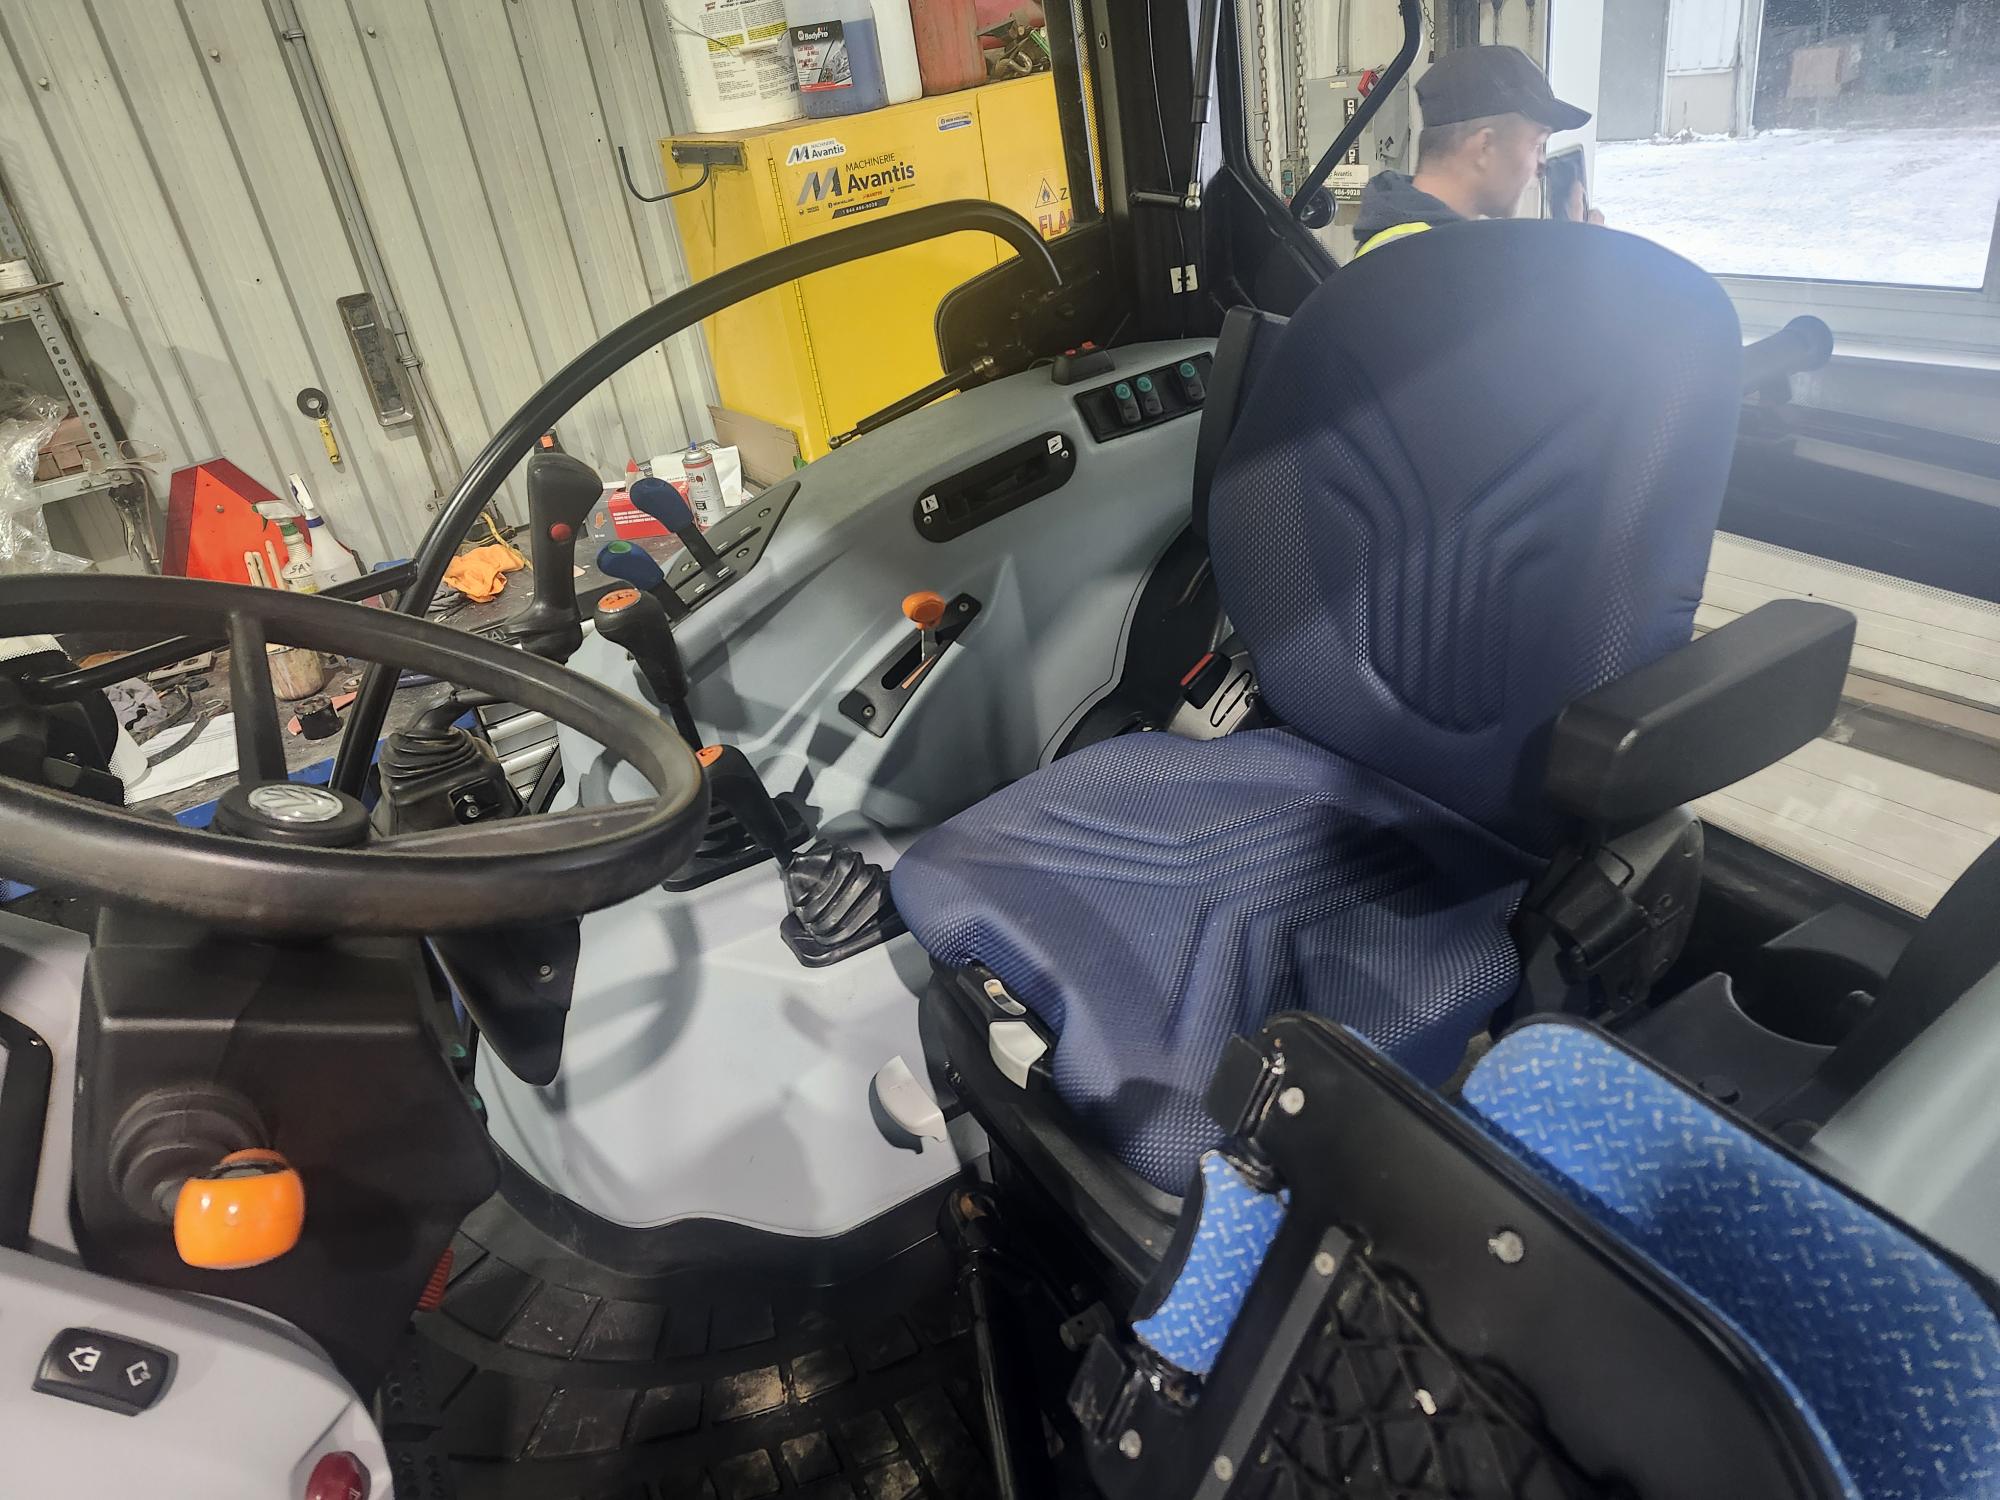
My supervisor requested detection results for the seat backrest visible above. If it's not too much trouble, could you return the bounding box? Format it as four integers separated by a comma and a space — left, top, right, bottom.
1206, 221, 1742, 854
1466, 1020, 2000, 1500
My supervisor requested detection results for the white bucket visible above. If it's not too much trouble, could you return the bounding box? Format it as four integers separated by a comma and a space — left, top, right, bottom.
664, 0, 805, 134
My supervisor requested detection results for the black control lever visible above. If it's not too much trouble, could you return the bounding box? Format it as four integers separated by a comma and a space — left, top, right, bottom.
697, 744, 797, 868
629, 476, 732, 583
591, 587, 700, 747
506, 450, 603, 662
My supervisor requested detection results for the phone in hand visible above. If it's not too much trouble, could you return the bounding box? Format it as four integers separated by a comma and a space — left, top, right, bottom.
1545, 145, 1590, 223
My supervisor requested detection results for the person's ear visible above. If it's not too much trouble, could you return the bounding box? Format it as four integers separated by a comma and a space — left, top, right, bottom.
1474, 126, 1499, 171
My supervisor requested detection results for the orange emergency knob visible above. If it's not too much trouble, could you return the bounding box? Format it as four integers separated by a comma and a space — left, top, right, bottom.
902, 591, 947, 630
174, 1148, 305, 1270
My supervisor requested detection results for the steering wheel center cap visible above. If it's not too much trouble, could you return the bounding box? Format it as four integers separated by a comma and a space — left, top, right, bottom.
212, 777, 371, 849
246, 783, 347, 824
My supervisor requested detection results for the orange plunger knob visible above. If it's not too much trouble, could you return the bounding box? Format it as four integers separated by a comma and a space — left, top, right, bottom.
902, 591, 947, 630
174, 1148, 305, 1270
599, 586, 643, 614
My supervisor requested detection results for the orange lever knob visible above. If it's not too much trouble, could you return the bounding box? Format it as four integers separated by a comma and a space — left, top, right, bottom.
174, 1148, 305, 1270
902, 591, 947, 630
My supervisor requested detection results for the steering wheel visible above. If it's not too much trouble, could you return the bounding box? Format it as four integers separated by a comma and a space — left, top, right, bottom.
0, 574, 707, 935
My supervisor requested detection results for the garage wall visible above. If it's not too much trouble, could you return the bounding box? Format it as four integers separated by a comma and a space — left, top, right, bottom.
1598, 0, 1671, 140
0, 0, 715, 569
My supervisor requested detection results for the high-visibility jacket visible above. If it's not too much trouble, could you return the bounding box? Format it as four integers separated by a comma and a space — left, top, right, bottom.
1354, 220, 1435, 258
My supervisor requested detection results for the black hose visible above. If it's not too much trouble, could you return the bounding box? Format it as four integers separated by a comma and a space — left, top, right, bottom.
332, 202, 1061, 796
1741, 315, 1834, 391
1292, 0, 1423, 221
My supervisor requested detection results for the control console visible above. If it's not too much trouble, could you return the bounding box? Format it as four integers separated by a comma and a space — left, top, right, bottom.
1073, 353, 1213, 443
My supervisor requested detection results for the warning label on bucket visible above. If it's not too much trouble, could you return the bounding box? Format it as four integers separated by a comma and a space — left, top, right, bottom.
790, 22, 852, 92
700, 0, 788, 50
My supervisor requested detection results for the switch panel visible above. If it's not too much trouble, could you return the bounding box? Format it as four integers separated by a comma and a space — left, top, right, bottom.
1074, 353, 1213, 443
35, 1327, 174, 1415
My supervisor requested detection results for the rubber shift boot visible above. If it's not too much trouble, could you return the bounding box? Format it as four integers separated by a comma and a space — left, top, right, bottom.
779, 840, 907, 967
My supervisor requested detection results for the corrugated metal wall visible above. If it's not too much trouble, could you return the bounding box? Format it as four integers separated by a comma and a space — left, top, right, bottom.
1666, 0, 1743, 73
0, 0, 715, 569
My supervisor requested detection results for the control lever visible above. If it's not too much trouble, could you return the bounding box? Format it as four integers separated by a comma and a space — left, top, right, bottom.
173, 1148, 306, 1270
591, 587, 700, 747
629, 476, 733, 584
697, 744, 797, 867
904, 590, 947, 671
596, 539, 689, 621
506, 450, 604, 662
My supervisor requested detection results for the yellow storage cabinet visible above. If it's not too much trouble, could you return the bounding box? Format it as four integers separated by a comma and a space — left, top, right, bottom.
663, 74, 1068, 461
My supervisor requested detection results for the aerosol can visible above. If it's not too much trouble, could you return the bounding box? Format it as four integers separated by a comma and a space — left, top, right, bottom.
683, 446, 725, 529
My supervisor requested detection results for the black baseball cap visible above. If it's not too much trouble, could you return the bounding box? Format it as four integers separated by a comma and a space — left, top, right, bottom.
1415, 46, 1592, 132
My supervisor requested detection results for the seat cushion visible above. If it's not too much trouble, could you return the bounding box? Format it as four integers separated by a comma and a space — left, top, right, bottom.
1465, 1022, 2000, 1500
893, 727, 1537, 1192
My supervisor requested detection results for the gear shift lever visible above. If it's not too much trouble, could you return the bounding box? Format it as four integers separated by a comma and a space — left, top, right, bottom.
506, 451, 602, 662
596, 540, 689, 622
903, 590, 947, 666
629, 477, 732, 585
590, 588, 700, 748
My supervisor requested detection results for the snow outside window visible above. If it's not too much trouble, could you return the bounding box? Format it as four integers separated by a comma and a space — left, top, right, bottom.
1595, 0, 2000, 290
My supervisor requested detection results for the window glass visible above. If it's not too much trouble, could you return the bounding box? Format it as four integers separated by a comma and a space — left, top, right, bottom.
1593, 0, 2000, 286
1235, 0, 2000, 287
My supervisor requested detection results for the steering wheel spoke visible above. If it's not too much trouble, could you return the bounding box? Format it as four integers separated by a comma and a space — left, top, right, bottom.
225, 608, 289, 786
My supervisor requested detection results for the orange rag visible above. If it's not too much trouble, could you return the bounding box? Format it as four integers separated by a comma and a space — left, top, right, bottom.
444, 542, 526, 603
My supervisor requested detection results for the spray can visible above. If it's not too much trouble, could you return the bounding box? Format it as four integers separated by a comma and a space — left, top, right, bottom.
278, 520, 319, 593
683, 447, 725, 529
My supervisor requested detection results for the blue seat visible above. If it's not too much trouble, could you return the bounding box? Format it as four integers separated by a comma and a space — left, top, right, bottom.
895, 221, 1745, 1195
1465, 1021, 2000, 1500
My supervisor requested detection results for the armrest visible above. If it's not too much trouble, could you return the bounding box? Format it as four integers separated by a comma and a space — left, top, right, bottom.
1544, 599, 1855, 828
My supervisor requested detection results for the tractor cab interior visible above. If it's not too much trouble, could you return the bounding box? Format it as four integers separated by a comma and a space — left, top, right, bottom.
3, 3, 2000, 1498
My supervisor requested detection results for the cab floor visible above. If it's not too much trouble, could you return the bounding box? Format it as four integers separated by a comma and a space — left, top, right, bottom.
381, 1206, 996, 1500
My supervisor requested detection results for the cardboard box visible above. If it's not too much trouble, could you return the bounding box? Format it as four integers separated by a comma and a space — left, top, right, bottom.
37, 413, 92, 474
710, 406, 801, 489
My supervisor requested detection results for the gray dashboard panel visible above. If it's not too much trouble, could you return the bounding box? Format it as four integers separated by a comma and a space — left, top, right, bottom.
0, 1243, 389, 1497
481, 340, 1217, 1235
559, 337, 1218, 824
1808, 961, 2000, 1285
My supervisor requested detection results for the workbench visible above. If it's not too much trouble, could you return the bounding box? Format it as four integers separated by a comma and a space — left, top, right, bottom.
121, 523, 686, 818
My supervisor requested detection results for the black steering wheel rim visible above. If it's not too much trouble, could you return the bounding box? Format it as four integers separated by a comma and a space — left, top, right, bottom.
0, 574, 707, 936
